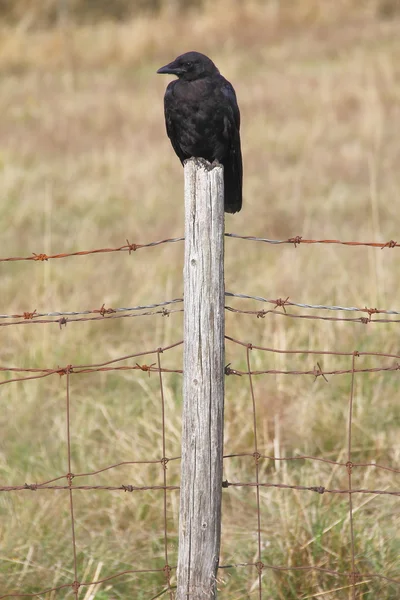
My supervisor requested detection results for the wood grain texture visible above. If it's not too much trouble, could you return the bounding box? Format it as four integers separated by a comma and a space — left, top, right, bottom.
176, 158, 225, 599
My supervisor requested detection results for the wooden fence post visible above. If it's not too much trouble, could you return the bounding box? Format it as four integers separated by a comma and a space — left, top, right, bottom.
176, 158, 225, 599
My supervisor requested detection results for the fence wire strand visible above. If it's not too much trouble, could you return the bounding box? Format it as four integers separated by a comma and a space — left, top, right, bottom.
0, 233, 398, 265
225, 233, 399, 249
348, 353, 356, 599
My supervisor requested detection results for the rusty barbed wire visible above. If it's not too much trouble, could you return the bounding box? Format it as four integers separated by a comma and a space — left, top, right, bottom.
225, 233, 399, 249
225, 363, 400, 377
0, 484, 180, 493
2, 452, 398, 492
1, 354, 400, 386
0, 236, 184, 263
1, 481, 397, 495
1, 234, 399, 265
225, 335, 400, 359
223, 482, 399, 496
0, 364, 183, 386
0, 299, 183, 321
0, 300, 183, 321
1, 484, 181, 495
218, 562, 400, 585
225, 305, 400, 325
226, 292, 400, 316
223, 452, 400, 473
0, 341, 184, 386
0, 308, 183, 329
2, 294, 400, 330
2, 305, 397, 330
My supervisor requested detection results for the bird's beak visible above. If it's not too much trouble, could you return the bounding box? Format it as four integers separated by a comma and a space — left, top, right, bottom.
157, 60, 182, 76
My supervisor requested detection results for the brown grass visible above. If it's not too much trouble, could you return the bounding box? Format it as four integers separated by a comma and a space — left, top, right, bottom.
0, 1, 399, 598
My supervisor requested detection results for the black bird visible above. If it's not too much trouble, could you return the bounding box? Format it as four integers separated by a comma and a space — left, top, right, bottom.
157, 51, 243, 213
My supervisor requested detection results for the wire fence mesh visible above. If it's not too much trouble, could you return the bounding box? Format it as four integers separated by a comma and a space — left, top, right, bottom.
0, 234, 399, 599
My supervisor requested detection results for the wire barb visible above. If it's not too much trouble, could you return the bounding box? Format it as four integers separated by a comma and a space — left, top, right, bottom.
122, 485, 134, 492
136, 362, 156, 376
32, 252, 49, 261
57, 365, 74, 376
23, 309, 37, 320
288, 236, 302, 247
126, 238, 139, 253
313, 362, 329, 383
224, 363, 242, 376
24, 483, 38, 491
94, 303, 116, 316
274, 297, 290, 312
381, 239, 397, 249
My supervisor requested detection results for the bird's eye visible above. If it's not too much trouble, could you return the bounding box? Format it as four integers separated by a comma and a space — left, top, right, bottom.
184, 61, 193, 68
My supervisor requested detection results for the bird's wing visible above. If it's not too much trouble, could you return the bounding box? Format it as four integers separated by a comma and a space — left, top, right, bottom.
221, 79, 241, 131
220, 78, 243, 212
220, 78, 242, 176
164, 81, 186, 165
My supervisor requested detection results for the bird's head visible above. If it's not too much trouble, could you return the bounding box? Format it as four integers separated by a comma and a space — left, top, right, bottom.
157, 51, 219, 81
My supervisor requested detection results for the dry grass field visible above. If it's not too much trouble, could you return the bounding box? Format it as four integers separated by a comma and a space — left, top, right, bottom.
0, 1, 399, 598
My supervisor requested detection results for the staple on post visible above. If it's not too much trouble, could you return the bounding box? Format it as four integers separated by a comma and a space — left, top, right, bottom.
176, 158, 225, 599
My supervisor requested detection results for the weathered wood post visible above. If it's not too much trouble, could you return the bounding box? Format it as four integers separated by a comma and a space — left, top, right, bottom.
177, 158, 225, 599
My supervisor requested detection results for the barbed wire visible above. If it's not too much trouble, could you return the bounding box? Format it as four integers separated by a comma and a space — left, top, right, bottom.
2, 294, 400, 330
0, 343, 183, 386
0, 300, 184, 328
226, 292, 400, 316
218, 563, 400, 585
225, 336, 400, 359
223, 481, 400, 496
2, 343, 400, 387
0, 234, 398, 265
3, 481, 396, 496
0, 237, 184, 263
225, 233, 399, 249
0, 299, 184, 320
0, 308, 184, 329
224, 452, 400, 473
226, 305, 400, 325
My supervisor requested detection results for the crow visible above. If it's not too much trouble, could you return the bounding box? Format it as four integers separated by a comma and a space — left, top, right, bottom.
157, 51, 243, 213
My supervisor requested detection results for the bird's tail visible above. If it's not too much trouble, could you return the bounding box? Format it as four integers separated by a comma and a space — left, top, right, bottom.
223, 141, 243, 214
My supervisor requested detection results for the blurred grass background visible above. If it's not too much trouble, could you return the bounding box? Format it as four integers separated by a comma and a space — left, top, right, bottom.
0, 0, 399, 598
